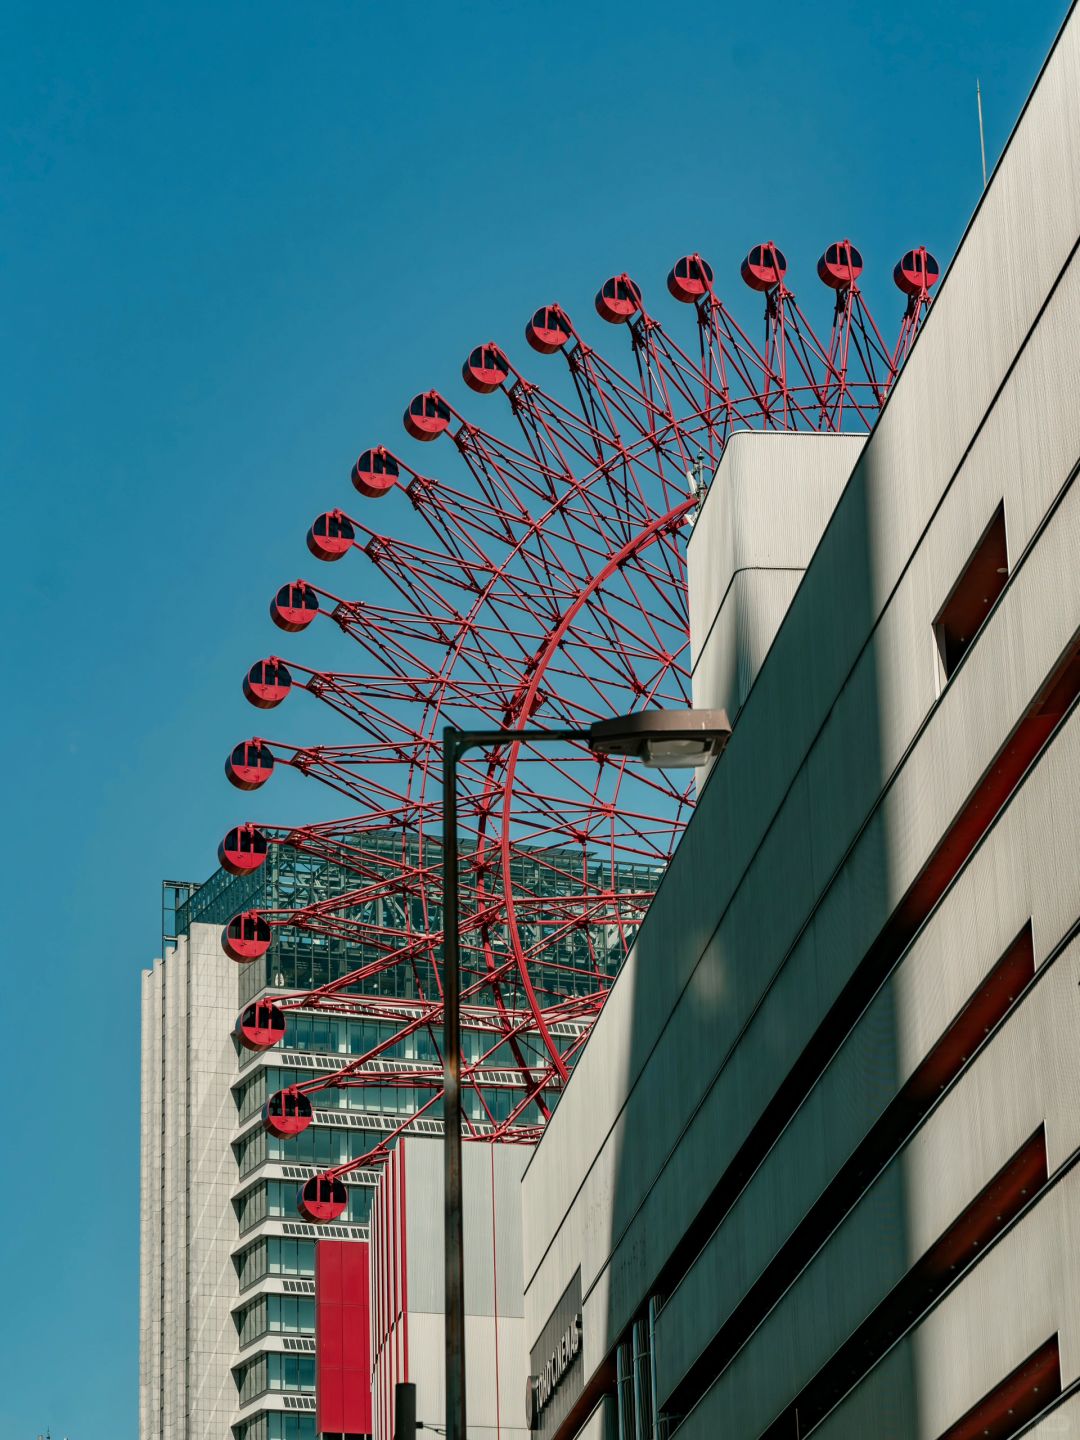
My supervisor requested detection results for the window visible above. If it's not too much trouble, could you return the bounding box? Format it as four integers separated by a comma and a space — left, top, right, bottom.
935, 502, 1008, 681
235, 1179, 373, 1232
234, 1237, 316, 1290
235, 1294, 316, 1347
235, 1351, 316, 1403
616, 1301, 660, 1440
234, 1414, 317, 1440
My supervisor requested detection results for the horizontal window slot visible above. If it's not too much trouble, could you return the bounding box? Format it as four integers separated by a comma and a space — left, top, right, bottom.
663, 923, 1034, 1421
658, 634, 1080, 1420
758, 1127, 1049, 1438
937, 1334, 1060, 1440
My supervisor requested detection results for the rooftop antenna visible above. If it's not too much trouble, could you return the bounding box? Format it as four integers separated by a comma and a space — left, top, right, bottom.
976, 79, 988, 190
685, 450, 708, 529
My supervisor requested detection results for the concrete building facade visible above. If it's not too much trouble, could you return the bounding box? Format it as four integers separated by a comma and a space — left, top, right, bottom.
521, 8, 1080, 1439
369, 1137, 530, 1440
141, 923, 240, 1440
140, 844, 611, 1440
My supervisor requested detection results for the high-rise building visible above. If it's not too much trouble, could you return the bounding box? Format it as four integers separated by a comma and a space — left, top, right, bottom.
140, 842, 657, 1440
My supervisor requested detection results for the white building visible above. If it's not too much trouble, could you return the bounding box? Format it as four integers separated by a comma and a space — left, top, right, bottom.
140, 907, 377, 1440
520, 8, 1080, 1438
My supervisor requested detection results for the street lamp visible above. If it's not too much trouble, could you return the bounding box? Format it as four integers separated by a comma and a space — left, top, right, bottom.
441, 708, 731, 1440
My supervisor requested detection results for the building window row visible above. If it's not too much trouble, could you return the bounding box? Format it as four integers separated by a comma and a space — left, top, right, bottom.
236, 1063, 540, 1127
234, 1414, 317, 1440
236, 1178, 374, 1233
234, 1237, 316, 1289
235, 1292, 316, 1347
235, 1351, 316, 1405
235, 1123, 388, 1178
256, 1007, 566, 1071
616, 1303, 659, 1440
239, 947, 436, 1006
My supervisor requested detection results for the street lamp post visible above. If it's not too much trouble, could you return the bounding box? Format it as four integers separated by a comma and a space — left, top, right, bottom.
441, 709, 730, 1440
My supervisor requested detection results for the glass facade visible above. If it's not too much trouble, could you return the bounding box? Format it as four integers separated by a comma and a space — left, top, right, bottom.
236, 1178, 373, 1233
235, 1292, 317, 1347
236, 1351, 316, 1404
176, 835, 659, 1436
236, 1124, 389, 1179
236, 1062, 540, 1127
234, 1415, 317, 1440
235, 1237, 316, 1289
178, 832, 660, 1006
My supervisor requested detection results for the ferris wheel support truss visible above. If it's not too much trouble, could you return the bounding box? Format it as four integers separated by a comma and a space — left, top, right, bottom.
217, 240, 940, 1220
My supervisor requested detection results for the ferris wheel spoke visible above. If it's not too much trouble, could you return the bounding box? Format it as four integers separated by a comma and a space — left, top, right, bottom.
219, 240, 939, 1206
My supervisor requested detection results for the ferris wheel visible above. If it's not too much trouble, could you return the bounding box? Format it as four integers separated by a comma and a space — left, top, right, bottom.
218, 239, 939, 1222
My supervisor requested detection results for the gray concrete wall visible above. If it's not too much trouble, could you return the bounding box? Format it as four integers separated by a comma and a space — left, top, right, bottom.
688, 431, 864, 730
522, 4, 1080, 1435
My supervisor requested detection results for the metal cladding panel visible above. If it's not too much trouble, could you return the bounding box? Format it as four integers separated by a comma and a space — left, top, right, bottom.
654, 708, 1080, 1405
523, 0, 1080, 1383
1024, 1392, 1080, 1436
657, 928, 1080, 1428
140, 926, 239, 1440
795, 1163, 1080, 1440
139, 963, 164, 1440
315, 1239, 372, 1436
404, 1137, 528, 1318
369, 1142, 409, 1440
405, 1311, 532, 1439
525, 413, 1080, 1359
374, 1139, 530, 1435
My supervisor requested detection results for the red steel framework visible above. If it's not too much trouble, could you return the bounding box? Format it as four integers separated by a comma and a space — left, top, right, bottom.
218, 240, 939, 1221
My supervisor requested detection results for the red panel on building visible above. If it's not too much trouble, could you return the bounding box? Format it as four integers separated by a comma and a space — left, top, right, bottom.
316, 1239, 372, 1437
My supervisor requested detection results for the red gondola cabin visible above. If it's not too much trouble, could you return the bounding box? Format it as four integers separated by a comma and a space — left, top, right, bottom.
225, 739, 275, 790
594, 274, 642, 324
307, 510, 356, 561
219, 823, 269, 876
243, 658, 292, 709
525, 304, 573, 354
235, 998, 286, 1051
263, 1088, 314, 1138
351, 446, 400, 499
403, 391, 451, 442
667, 254, 715, 303
270, 581, 319, 633
817, 240, 864, 289
894, 247, 941, 296
741, 243, 788, 292
222, 910, 272, 962
298, 1174, 348, 1223
462, 344, 510, 394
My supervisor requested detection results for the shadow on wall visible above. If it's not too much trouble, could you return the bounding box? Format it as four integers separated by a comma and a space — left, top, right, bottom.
603, 443, 918, 1438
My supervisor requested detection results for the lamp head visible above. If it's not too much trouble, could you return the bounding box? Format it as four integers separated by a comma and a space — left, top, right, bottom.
587, 708, 731, 769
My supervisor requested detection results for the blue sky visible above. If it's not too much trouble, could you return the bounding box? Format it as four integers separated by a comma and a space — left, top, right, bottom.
1, 1, 1068, 1434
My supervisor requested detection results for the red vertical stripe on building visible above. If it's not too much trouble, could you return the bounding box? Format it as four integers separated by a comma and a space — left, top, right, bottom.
400, 1139, 409, 1383
315, 1239, 373, 1436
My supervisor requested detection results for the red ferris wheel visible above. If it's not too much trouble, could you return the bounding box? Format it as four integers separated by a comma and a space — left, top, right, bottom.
219, 239, 939, 1222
